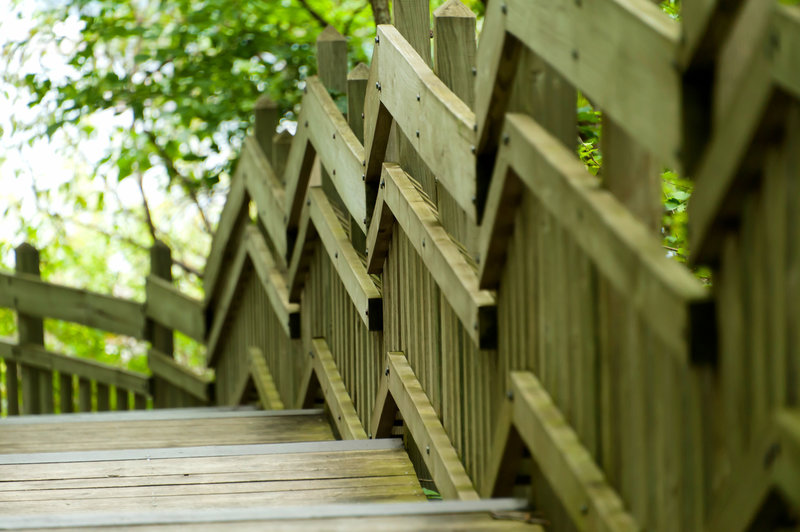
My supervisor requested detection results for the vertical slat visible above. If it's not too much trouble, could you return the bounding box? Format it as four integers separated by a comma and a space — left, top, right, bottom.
5, 358, 19, 416
134, 393, 147, 410
59, 373, 74, 414
78, 377, 92, 412
16, 244, 49, 415
97, 382, 111, 411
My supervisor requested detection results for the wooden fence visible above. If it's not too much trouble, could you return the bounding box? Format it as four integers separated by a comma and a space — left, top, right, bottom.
202, 0, 800, 530
0, 242, 212, 415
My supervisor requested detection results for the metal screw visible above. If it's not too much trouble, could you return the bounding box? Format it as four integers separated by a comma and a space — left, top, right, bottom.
375, 35, 380, 44
376, 82, 382, 91
471, 67, 477, 76
332, 133, 336, 139
335, 251, 338, 259
380, 180, 385, 189
362, 160, 366, 167
307, 199, 311, 206
422, 238, 426, 247
580, 504, 589, 515
471, 196, 477, 204
501, 4, 507, 14
416, 94, 421, 102
362, 174, 366, 181
365, 247, 369, 255
332, 169, 336, 175
572, 49, 579, 60
361, 112, 365, 119
471, 145, 476, 154
363, 218, 367, 225
426, 445, 430, 455
473, 124, 478, 132
506, 390, 513, 401
338, 415, 341, 421
385, 366, 390, 376
503, 134, 510, 145
304, 121, 309, 127
416, 130, 420, 138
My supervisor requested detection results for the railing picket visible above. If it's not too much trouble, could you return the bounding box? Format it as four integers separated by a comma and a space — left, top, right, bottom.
5, 359, 19, 416
115, 386, 129, 411
59, 372, 74, 414
97, 382, 111, 411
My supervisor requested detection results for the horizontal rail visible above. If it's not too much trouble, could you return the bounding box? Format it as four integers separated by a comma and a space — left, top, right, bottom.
0, 271, 145, 340
475, 0, 681, 169
365, 24, 476, 220
371, 352, 480, 501
510, 371, 639, 532
148, 348, 211, 402
285, 77, 367, 238
288, 188, 382, 330
242, 135, 288, 263
145, 276, 205, 343
0, 340, 150, 396
480, 113, 712, 362
367, 163, 496, 348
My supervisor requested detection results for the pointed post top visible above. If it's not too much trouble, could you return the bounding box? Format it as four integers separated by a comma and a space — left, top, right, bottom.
317, 24, 346, 43
348, 62, 370, 81
433, 0, 475, 18
254, 95, 278, 110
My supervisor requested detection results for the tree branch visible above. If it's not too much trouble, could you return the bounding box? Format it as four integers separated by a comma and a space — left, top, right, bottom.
136, 173, 158, 244
144, 129, 213, 234
296, 0, 334, 28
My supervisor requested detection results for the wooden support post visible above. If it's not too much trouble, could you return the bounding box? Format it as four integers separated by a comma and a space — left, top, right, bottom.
316, 25, 348, 94
59, 373, 73, 414
433, 0, 477, 253
149, 240, 174, 409
601, 118, 662, 233
254, 95, 280, 159
15, 243, 50, 415
272, 130, 293, 185
78, 377, 91, 412
394, 0, 431, 67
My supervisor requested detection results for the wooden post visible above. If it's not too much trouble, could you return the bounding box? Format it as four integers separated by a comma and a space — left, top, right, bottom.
395, 0, 432, 67
150, 240, 174, 408
15, 243, 50, 415
433, 0, 477, 254
348, 62, 370, 253
254, 95, 280, 159
316, 25, 348, 94
272, 130, 293, 185
601, 119, 663, 233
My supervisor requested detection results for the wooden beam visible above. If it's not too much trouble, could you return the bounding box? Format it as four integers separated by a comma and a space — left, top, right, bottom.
244, 226, 301, 339
204, 165, 248, 306
0, 340, 150, 397
370, 362, 398, 440
300, 77, 367, 231
248, 347, 285, 411
365, 179, 395, 275
385, 352, 479, 500
206, 240, 249, 366
294, 356, 319, 409
148, 348, 211, 403
368, 163, 496, 349
481, 397, 524, 498
511, 371, 639, 532
492, 113, 712, 363
241, 136, 288, 263
282, 118, 317, 255
308, 188, 382, 330
0, 271, 145, 340
311, 338, 368, 440
287, 194, 319, 303
366, 25, 477, 221
145, 276, 205, 343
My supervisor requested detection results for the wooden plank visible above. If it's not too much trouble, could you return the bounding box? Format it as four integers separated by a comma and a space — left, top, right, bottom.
148, 349, 210, 403
367, 25, 477, 220
0, 499, 531, 530
0, 438, 406, 466
248, 347, 285, 411
365, 178, 395, 274
203, 166, 248, 306
254, 96, 280, 158
497, 113, 712, 362
511, 371, 639, 532
145, 276, 205, 343
309, 188, 382, 330
59, 373, 73, 414
347, 63, 370, 145
244, 226, 300, 338
0, 271, 145, 340
478, 0, 681, 168
310, 338, 367, 440
0, 340, 150, 397
385, 352, 479, 501
78, 377, 91, 412
5, 358, 19, 415
241, 136, 288, 262
375, 164, 496, 348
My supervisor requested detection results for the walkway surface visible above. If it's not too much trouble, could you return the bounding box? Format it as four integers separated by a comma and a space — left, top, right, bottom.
0, 407, 539, 530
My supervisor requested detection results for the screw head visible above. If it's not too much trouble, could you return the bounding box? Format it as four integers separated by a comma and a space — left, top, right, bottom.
506, 390, 513, 401
305, 121, 309, 127
385, 366, 389, 376
473, 124, 478, 132
572, 49, 579, 60
332, 133, 336, 139
335, 251, 338, 259
306, 199, 311, 206
416, 130, 420, 138
501, 4, 508, 14
471, 145, 476, 154
416, 94, 421, 101
503, 134, 510, 145
471, 67, 477, 76
380, 180, 385, 189
426, 445, 430, 455
580, 504, 589, 515
361, 112, 365, 119
332, 169, 336, 175
362, 174, 366, 181
376, 82, 382, 91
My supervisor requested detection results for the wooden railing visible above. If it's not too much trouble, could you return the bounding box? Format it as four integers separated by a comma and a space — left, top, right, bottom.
0, 242, 212, 415
201, 0, 800, 530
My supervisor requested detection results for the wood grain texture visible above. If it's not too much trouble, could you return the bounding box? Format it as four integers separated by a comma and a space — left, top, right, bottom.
145, 275, 205, 343
148, 349, 211, 403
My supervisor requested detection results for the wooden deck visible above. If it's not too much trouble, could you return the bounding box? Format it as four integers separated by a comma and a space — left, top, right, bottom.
0, 407, 539, 531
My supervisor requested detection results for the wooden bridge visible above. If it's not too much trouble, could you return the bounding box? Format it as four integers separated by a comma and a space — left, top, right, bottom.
2, 0, 800, 530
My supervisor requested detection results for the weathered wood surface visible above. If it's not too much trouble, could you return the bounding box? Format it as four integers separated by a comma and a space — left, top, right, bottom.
148, 349, 211, 403
145, 275, 205, 343
1, 500, 538, 531
0, 410, 333, 454
0, 271, 145, 339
